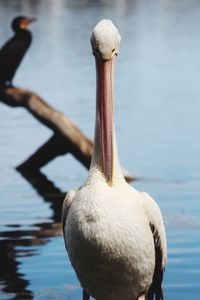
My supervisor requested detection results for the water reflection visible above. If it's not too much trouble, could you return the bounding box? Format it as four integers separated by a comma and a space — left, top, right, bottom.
0, 170, 65, 300
0, 239, 33, 299
18, 170, 65, 223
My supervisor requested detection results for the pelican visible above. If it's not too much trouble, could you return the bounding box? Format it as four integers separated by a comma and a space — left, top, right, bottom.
62, 19, 167, 300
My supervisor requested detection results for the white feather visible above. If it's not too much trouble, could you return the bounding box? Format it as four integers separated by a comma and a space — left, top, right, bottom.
62, 19, 167, 300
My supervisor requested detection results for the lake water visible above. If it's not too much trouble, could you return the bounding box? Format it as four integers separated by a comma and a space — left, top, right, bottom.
0, 0, 200, 299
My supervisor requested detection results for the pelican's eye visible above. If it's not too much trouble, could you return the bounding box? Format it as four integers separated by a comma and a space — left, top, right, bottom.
112, 48, 115, 53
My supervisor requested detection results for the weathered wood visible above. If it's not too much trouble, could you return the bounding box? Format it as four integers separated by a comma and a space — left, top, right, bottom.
0, 86, 134, 182
0, 86, 93, 166
17, 134, 69, 171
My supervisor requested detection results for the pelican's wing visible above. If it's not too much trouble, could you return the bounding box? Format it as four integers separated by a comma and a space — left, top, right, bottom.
62, 189, 78, 229
140, 192, 167, 300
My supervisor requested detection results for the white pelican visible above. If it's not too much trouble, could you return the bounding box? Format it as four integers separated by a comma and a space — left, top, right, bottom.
62, 19, 167, 300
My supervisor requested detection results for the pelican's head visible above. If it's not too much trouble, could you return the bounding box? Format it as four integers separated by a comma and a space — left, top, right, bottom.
91, 19, 121, 61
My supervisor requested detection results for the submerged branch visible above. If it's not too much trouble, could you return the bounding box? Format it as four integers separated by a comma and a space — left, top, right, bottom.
0, 86, 134, 182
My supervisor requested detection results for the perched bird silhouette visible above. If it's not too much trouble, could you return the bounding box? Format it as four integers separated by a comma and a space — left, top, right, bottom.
62, 19, 167, 300
0, 16, 36, 87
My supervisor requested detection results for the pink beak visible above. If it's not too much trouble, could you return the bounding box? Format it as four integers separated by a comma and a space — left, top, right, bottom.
96, 57, 115, 185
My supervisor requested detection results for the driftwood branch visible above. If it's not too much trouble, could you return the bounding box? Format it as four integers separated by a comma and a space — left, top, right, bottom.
17, 134, 69, 171
0, 86, 134, 182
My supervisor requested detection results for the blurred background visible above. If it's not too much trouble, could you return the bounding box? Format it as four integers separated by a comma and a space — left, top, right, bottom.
0, 0, 200, 299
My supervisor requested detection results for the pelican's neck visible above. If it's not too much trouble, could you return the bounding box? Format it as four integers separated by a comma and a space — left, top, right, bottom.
89, 56, 124, 185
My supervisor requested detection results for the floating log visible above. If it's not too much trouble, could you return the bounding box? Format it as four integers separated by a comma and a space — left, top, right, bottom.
0, 86, 134, 182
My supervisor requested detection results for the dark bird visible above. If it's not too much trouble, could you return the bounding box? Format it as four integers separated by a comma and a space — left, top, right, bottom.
0, 16, 36, 87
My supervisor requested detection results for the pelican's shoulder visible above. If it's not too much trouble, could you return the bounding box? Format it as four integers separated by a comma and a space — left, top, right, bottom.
62, 188, 78, 226
140, 192, 164, 228
140, 192, 167, 267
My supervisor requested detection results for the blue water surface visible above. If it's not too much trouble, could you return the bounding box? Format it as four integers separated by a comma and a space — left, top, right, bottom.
0, 0, 200, 299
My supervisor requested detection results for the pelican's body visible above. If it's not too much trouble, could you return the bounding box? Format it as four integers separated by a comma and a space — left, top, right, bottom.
62, 19, 167, 300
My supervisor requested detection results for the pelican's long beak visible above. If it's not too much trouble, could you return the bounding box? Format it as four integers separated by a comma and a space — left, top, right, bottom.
96, 56, 115, 186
